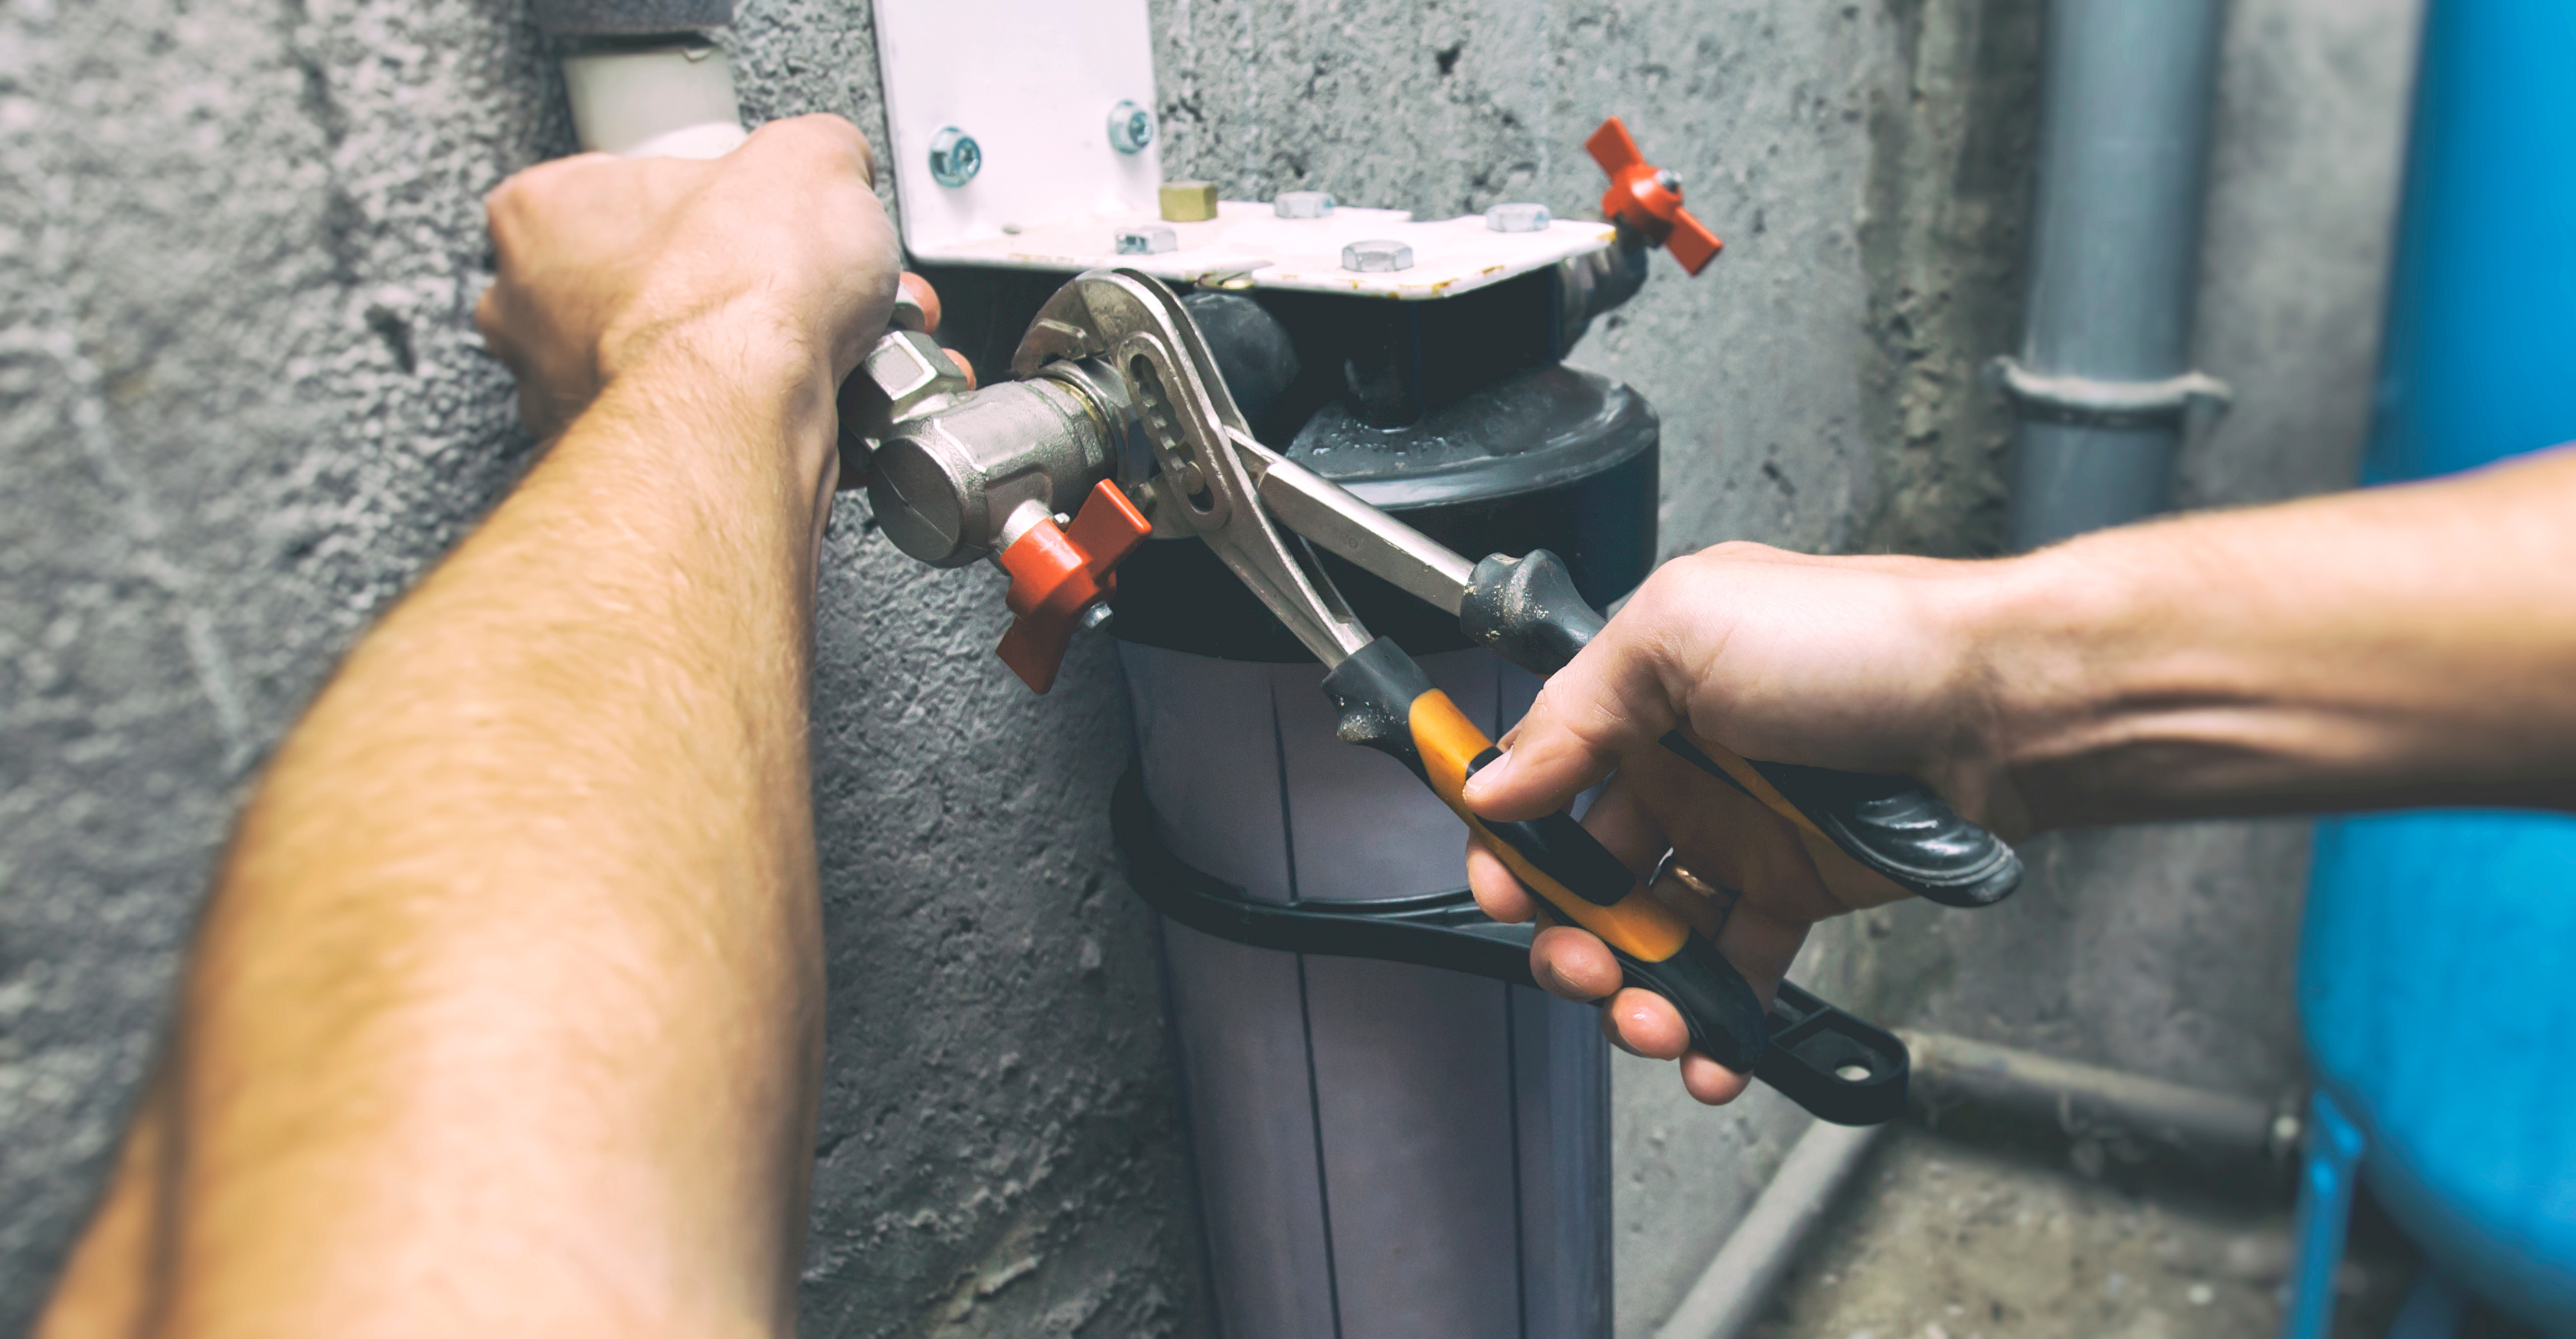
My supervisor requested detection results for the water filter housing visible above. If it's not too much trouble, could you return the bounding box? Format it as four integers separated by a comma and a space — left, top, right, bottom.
1107, 293, 1657, 1339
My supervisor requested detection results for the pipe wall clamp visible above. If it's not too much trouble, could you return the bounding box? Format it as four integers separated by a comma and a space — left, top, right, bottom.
1986, 356, 2235, 431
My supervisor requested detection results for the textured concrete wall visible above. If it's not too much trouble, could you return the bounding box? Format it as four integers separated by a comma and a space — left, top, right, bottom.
0, 0, 2416, 1336
1, 0, 578, 1328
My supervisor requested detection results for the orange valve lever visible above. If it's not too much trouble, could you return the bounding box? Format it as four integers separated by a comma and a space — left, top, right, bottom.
1584, 116, 1724, 276
995, 480, 1153, 694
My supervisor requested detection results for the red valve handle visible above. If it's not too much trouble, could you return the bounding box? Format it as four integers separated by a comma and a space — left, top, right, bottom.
995, 480, 1154, 694
1584, 116, 1724, 276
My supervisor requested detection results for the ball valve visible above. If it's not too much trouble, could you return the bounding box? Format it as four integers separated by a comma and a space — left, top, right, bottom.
847, 330, 1149, 696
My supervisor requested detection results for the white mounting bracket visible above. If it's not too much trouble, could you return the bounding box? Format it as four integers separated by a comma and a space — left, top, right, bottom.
871, 0, 1611, 300
873, 0, 1164, 259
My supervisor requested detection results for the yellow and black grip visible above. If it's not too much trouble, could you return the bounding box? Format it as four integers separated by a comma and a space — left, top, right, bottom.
1321, 637, 1770, 1072
1459, 550, 2023, 909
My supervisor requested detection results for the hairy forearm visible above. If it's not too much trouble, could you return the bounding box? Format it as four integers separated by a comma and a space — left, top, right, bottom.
73, 340, 835, 1337
1979, 445, 2576, 827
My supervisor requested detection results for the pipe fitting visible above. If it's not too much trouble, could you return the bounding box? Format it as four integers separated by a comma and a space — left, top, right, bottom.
557, 38, 747, 159
1551, 226, 1651, 353
865, 377, 1114, 568
861, 329, 975, 421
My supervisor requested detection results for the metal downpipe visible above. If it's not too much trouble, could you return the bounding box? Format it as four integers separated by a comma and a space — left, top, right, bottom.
1999, 0, 2234, 550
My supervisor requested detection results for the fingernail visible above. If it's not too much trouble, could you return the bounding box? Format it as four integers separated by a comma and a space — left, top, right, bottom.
1463, 747, 1515, 802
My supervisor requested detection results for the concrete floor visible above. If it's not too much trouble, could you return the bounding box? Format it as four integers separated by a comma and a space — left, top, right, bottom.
1741, 1125, 2421, 1339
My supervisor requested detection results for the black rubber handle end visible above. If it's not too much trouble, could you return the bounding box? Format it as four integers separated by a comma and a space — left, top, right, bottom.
1751, 761, 2022, 908
1756, 981, 1909, 1125
1614, 934, 1767, 1075
1461, 550, 1602, 677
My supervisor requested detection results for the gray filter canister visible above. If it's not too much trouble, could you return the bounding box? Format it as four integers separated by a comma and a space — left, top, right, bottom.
1111, 361, 1658, 1339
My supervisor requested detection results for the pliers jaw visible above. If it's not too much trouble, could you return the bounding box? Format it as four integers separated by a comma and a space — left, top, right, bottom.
1013, 268, 1371, 669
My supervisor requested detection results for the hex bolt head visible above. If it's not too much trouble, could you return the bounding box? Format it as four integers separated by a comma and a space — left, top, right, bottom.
861, 329, 974, 421
1273, 191, 1335, 219
1107, 100, 1155, 154
1115, 224, 1178, 255
928, 126, 981, 188
1078, 602, 1116, 633
1341, 239, 1414, 273
1485, 202, 1552, 233
1653, 168, 1682, 196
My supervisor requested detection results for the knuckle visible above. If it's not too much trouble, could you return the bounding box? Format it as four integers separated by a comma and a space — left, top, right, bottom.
482, 179, 521, 231
1629, 560, 1704, 623
763, 113, 861, 162
485, 157, 580, 228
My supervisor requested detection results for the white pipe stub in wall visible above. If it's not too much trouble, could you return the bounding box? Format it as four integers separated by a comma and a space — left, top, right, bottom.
561, 43, 750, 159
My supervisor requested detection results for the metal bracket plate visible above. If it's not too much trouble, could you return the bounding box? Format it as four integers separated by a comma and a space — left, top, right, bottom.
873, 0, 1165, 258
871, 0, 1613, 300
928, 201, 1613, 302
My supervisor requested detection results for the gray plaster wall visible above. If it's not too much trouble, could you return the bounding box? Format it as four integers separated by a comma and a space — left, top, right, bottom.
0, 2, 2416, 1337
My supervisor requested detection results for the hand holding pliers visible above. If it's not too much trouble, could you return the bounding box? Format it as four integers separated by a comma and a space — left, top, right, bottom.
987, 269, 2021, 1118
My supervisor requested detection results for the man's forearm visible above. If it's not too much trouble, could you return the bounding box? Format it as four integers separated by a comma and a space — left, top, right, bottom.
1979, 445, 2576, 827
50, 339, 835, 1337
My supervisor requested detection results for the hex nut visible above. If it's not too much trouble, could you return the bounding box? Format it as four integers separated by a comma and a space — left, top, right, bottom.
1115, 224, 1178, 255
1486, 202, 1552, 233
1341, 239, 1414, 273
1107, 100, 1155, 155
1273, 191, 1335, 219
862, 330, 973, 421
1159, 180, 1219, 222
928, 126, 981, 188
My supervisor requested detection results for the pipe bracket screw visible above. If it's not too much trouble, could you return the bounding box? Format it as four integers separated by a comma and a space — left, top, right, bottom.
928, 126, 981, 188
1107, 100, 1154, 155
1341, 239, 1414, 273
